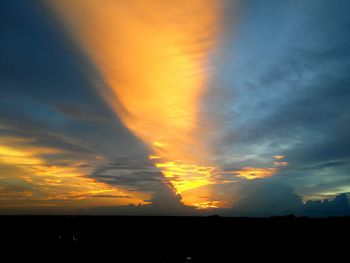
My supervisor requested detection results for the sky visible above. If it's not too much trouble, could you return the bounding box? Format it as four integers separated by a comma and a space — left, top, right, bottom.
0, 0, 349, 216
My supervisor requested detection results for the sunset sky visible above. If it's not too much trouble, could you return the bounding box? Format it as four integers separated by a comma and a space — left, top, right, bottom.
1, 0, 349, 216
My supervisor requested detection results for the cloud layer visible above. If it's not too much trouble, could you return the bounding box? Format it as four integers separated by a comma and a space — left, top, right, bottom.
0, 0, 349, 215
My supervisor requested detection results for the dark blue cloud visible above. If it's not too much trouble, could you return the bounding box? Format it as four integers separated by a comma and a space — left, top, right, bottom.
223, 180, 303, 217
209, 0, 350, 201
220, 180, 350, 217
303, 193, 350, 217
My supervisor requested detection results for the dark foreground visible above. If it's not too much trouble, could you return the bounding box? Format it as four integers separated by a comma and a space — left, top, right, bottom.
1, 215, 349, 262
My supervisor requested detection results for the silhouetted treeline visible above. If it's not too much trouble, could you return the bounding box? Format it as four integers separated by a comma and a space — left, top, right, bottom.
1, 215, 349, 262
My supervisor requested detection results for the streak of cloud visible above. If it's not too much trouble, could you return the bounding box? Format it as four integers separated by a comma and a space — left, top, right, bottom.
0, 134, 149, 209
47, 0, 227, 207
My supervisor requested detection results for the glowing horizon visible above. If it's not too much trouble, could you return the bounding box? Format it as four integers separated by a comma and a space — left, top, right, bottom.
0, 135, 149, 208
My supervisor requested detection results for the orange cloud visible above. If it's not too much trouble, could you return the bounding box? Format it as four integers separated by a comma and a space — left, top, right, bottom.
47, 0, 223, 206
233, 167, 278, 180
273, 161, 289, 167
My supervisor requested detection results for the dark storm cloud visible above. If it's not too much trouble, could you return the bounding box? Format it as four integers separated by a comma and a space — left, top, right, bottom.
220, 179, 350, 217
303, 193, 350, 217
223, 180, 303, 217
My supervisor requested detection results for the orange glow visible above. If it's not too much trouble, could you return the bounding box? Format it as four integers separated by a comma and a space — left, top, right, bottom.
154, 161, 218, 194
233, 167, 278, 180
0, 135, 149, 208
47, 0, 223, 206
148, 155, 161, 160
273, 161, 289, 166
273, 155, 286, 160
192, 201, 225, 209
